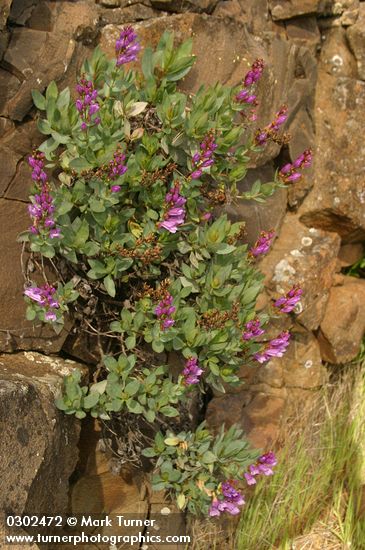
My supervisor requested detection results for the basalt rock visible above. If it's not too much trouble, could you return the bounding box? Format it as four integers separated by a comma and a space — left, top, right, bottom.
0, 0, 12, 30
0, 199, 70, 353
259, 213, 341, 331
0, 352, 85, 516
206, 326, 327, 449
318, 276, 365, 363
150, 0, 219, 13
299, 75, 365, 242
100, 13, 316, 171
347, 4, 365, 80
269, 0, 325, 21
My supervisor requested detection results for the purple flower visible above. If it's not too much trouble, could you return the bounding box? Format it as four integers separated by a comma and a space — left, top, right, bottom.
27, 152, 60, 239
235, 59, 264, 122
208, 499, 229, 517
244, 58, 264, 87
244, 472, 257, 486
274, 286, 303, 313
182, 357, 203, 385
242, 318, 265, 341
111, 185, 121, 193
190, 169, 203, 180
28, 153, 47, 183
24, 284, 59, 322
190, 133, 217, 180
259, 451, 277, 467
255, 105, 288, 146
250, 229, 275, 257
24, 287, 45, 304
154, 293, 175, 331
201, 211, 212, 222
49, 228, 61, 239
115, 26, 141, 66
244, 452, 277, 486
254, 331, 291, 363
236, 58, 264, 103
108, 150, 128, 181
279, 149, 312, 184
45, 311, 57, 322
75, 78, 100, 131
158, 182, 186, 234
208, 481, 245, 517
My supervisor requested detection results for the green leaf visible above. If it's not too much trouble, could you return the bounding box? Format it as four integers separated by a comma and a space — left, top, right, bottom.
83, 392, 100, 409
73, 219, 89, 247
164, 437, 180, 446
103, 275, 116, 298
56, 87, 70, 110
89, 380, 107, 395
127, 399, 143, 414
141, 447, 157, 458
201, 451, 216, 464
25, 307, 36, 321
125, 379, 140, 396
89, 198, 105, 213
153, 338, 166, 353
32, 89, 46, 110
144, 409, 156, 423
160, 406, 179, 417
46, 80, 58, 101
142, 47, 155, 80
176, 494, 186, 510
69, 157, 93, 172
215, 243, 236, 255
37, 118, 52, 135
125, 335, 136, 350
51, 131, 70, 144
57, 201, 73, 215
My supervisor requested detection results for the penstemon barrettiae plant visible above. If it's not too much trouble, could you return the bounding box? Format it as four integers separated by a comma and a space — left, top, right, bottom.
21, 27, 311, 516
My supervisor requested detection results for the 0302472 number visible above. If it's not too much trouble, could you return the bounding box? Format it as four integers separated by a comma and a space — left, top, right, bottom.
6, 516, 63, 527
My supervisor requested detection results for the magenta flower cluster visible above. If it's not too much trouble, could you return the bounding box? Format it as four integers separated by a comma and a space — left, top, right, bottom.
279, 148, 313, 183
274, 286, 303, 313
75, 78, 100, 131
24, 284, 59, 322
108, 150, 128, 193
209, 481, 245, 517
182, 357, 203, 385
158, 182, 186, 233
254, 331, 291, 364
155, 293, 175, 330
28, 152, 60, 239
255, 105, 288, 146
190, 133, 218, 180
244, 452, 277, 486
236, 58, 264, 107
250, 229, 275, 257
242, 318, 265, 341
115, 26, 141, 66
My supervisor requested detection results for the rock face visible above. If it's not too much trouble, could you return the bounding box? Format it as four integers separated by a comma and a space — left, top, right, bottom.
299, 74, 365, 243
100, 13, 316, 167
0, 199, 69, 353
260, 214, 341, 331
347, 4, 365, 79
318, 277, 365, 363
269, 0, 323, 21
206, 328, 327, 448
0, 352, 84, 515
0, 0, 12, 30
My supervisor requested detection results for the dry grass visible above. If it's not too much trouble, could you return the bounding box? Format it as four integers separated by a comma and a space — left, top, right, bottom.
189, 361, 365, 550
